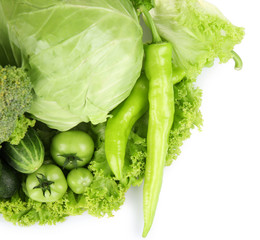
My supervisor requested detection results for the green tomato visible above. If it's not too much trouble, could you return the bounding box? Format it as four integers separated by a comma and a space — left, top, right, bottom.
67, 168, 93, 194
26, 164, 67, 202
50, 130, 94, 170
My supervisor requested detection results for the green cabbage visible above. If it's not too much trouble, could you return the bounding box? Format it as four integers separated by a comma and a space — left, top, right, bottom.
0, 0, 143, 131
0, 3, 16, 66
150, 0, 244, 79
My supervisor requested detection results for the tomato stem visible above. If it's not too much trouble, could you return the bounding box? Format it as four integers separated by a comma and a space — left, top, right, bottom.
59, 153, 83, 168
33, 173, 54, 197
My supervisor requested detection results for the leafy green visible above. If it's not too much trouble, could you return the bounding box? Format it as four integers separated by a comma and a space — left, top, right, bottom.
0, 190, 83, 225
167, 78, 203, 165
150, 0, 244, 79
0, 2, 20, 66
77, 177, 126, 217
0, 0, 242, 227
0, 0, 144, 131
0, 65, 33, 145
7, 115, 36, 145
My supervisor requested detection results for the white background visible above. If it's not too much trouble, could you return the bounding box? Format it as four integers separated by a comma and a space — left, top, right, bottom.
1, 0, 260, 239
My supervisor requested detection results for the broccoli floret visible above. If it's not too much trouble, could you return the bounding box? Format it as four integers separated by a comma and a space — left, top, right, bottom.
0, 65, 33, 144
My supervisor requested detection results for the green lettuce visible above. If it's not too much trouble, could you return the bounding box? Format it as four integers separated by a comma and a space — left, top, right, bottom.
7, 115, 36, 145
167, 78, 203, 165
0, 0, 143, 131
150, 0, 244, 79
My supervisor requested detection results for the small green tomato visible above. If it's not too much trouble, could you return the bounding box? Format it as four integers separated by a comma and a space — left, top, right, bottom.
50, 130, 94, 170
67, 168, 93, 194
26, 164, 67, 202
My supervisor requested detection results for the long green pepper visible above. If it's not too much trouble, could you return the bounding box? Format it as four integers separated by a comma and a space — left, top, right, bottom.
143, 43, 174, 237
105, 74, 149, 179
139, 4, 177, 237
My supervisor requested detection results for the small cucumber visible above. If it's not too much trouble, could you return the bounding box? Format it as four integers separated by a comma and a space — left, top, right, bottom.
2, 128, 44, 174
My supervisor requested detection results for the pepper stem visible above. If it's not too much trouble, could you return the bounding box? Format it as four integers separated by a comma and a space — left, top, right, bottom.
231, 50, 243, 70
139, 5, 162, 44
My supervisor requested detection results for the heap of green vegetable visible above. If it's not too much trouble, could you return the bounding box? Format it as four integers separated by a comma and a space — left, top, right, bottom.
0, 0, 244, 237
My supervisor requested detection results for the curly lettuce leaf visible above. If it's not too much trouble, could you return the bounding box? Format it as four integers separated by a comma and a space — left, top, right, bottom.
167, 78, 203, 165
150, 0, 244, 79
124, 132, 146, 186
0, 190, 82, 225
77, 176, 126, 217
7, 115, 36, 145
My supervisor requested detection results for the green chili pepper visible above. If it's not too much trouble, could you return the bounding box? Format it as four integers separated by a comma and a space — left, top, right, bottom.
139, 5, 182, 237
105, 74, 149, 179
142, 42, 174, 237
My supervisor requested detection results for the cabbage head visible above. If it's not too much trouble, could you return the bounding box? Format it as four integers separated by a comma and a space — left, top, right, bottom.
0, 0, 143, 131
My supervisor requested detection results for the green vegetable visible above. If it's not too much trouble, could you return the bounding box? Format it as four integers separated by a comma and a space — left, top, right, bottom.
150, 0, 245, 78
0, 65, 33, 145
0, 0, 144, 131
0, 123, 147, 225
132, 3, 177, 236
7, 115, 36, 145
143, 42, 174, 238
132, 0, 244, 236
0, 3, 19, 66
0, 77, 202, 225
50, 131, 94, 170
0, 0, 243, 232
105, 74, 149, 179
2, 128, 44, 174
26, 164, 67, 202
67, 168, 94, 194
166, 79, 203, 165
0, 159, 20, 199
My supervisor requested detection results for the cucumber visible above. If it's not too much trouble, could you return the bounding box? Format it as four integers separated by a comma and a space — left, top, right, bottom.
2, 128, 44, 174
0, 159, 20, 198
